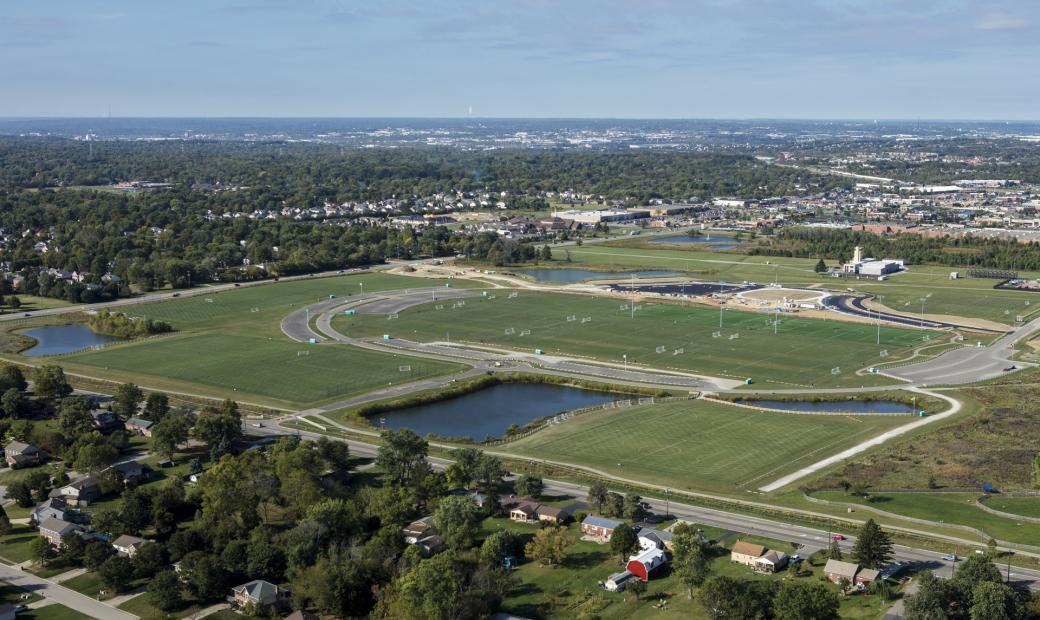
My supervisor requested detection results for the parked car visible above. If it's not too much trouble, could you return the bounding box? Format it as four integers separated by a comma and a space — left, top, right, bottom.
942, 554, 957, 561
831, 534, 846, 541
1003, 365, 1017, 372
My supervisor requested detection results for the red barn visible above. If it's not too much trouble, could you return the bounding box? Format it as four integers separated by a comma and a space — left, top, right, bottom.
625, 548, 667, 582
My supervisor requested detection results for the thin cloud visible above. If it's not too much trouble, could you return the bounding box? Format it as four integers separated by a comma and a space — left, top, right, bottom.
976, 13, 1028, 30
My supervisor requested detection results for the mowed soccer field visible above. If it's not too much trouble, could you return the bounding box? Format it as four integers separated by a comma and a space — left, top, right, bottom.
55, 273, 473, 408
333, 291, 938, 387
557, 243, 1040, 325
503, 399, 910, 493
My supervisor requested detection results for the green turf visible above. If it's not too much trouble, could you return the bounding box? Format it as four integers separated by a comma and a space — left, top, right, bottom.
20, 605, 95, 620
812, 491, 1038, 546
501, 400, 910, 494
334, 290, 936, 388
52, 272, 473, 409
983, 496, 1040, 519
554, 242, 1040, 325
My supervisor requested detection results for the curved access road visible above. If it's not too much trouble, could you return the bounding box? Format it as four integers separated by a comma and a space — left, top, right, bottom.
882, 315, 1040, 385
822, 294, 1006, 333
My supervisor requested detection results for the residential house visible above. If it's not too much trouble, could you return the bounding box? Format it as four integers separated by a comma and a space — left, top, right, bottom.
58, 476, 102, 506
730, 541, 767, 567
37, 517, 83, 547
401, 516, 444, 557
855, 568, 880, 587
823, 559, 861, 585
124, 417, 154, 437
402, 517, 436, 545
108, 461, 148, 485
504, 498, 562, 524
755, 550, 789, 574
90, 409, 121, 432
581, 516, 623, 541
31, 498, 86, 526
4, 441, 42, 468
638, 530, 666, 551
625, 547, 668, 582
230, 579, 285, 609
112, 534, 149, 558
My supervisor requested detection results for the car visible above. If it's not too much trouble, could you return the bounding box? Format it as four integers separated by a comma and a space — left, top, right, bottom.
1003, 365, 1017, 372
172, 292, 180, 297
942, 554, 958, 561
831, 534, 846, 541
23, 313, 30, 317
791, 554, 802, 563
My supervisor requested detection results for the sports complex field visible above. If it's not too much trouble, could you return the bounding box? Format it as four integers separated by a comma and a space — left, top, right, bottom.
556, 242, 1040, 326
502, 399, 911, 493
333, 290, 940, 388
50, 273, 475, 409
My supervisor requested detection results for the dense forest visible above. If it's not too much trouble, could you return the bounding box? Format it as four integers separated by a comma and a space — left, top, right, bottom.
750, 227, 1040, 270
0, 138, 850, 301
0, 137, 845, 200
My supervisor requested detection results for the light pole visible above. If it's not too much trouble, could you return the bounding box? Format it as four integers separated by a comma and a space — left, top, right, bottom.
1007, 551, 1014, 583
630, 274, 635, 319
920, 297, 926, 328
719, 302, 724, 329
623, 354, 627, 372
360, 281, 364, 297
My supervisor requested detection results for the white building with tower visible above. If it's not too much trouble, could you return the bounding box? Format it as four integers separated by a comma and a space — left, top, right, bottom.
842, 246, 904, 276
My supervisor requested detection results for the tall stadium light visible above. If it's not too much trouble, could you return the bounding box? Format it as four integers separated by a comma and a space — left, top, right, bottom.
630, 274, 636, 319
719, 301, 724, 329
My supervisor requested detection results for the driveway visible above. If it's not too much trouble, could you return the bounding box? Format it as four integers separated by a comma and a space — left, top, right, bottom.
0, 563, 138, 620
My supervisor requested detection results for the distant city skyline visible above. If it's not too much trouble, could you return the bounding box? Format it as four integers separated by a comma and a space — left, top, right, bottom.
2, 0, 1038, 119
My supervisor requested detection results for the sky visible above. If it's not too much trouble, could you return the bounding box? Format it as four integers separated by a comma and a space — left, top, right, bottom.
2, 0, 1038, 119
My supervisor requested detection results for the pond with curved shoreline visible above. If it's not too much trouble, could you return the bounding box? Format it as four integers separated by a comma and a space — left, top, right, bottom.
374, 382, 618, 440
20, 324, 120, 356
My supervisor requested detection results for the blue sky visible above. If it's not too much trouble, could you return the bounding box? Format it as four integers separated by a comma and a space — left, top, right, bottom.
2, 0, 1038, 119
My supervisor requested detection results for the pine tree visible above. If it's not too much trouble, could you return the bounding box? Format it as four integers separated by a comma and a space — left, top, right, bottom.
851, 519, 893, 569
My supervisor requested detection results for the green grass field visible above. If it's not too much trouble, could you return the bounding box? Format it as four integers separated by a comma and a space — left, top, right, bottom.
812, 491, 1038, 546
334, 290, 936, 388
555, 242, 1040, 325
19, 605, 94, 620
984, 496, 1040, 519
501, 399, 911, 493
48, 273, 472, 409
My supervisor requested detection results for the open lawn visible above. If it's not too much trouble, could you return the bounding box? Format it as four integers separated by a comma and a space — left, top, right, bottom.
555, 242, 1040, 325
46, 272, 473, 409
491, 519, 895, 620
334, 290, 935, 388
501, 399, 911, 493
812, 491, 1039, 546
984, 496, 1040, 519
0, 524, 43, 565
20, 605, 95, 620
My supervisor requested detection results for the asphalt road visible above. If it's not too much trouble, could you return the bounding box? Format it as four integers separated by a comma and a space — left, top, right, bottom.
0, 563, 138, 620
821, 294, 986, 331
884, 316, 1040, 385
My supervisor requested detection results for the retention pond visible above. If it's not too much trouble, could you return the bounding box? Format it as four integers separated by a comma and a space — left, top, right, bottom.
376, 382, 618, 440
745, 399, 915, 415
20, 324, 120, 356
